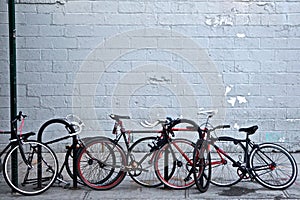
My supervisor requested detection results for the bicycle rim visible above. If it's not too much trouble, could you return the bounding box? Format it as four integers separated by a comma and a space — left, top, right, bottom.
210, 137, 245, 187
77, 137, 127, 190
154, 138, 195, 190
3, 141, 58, 195
128, 137, 162, 188
250, 143, 298, 190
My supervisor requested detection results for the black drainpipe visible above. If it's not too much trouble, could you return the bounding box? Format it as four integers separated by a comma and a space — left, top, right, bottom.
8, 0, 18, 186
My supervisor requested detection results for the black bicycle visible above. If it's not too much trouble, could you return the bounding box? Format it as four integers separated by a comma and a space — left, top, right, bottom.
0, 112, 58, 195
194, 110, 298, 191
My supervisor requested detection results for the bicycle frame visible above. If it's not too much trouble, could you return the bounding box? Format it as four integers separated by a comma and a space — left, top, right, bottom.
209, 135, 261, 179
108, 116, 198, 174
110, 120, 167, 172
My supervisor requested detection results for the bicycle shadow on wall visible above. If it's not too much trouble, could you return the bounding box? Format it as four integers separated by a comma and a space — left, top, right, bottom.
72, 28, 227, 137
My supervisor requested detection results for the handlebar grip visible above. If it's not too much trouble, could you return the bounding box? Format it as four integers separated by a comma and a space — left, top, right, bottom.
17, 111, 23, 121
222, 125, 230, 129
168, 118, 181, 129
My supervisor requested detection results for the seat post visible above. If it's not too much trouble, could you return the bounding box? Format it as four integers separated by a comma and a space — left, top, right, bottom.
244, 133, 251, 165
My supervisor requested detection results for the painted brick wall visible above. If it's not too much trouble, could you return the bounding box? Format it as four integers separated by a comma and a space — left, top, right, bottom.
1, 0, 300, 151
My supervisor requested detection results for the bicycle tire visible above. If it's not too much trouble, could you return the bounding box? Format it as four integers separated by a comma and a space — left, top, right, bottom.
65, 145, 85, 185
210, 136, 246, 187
193, 139, 211, 193
3, 141, 58, 196
76, 137, 127, 190
128, 136, 162, 188
250, 143, 298, 190
65, 136, 108, 183
154, 138, 195, 190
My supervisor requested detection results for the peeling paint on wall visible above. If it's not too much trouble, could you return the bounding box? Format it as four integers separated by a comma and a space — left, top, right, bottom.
237, 96, 247, 104
256, 2, 275, 13
205, 15, 234, 27
233, 123, 240, 130
236, 33, 246, 38
228, 97, 237, 106
148, 76, 171, 85
225, 85, 233, 96
227, 96, 247, 106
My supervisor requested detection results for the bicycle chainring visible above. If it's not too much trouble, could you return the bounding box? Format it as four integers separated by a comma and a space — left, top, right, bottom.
128, 161, 143, 177
237, 167, 250, 179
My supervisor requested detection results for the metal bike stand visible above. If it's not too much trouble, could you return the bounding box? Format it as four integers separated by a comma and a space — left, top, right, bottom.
37, 118, 78, 189
163, 147, 170, 189
72, 135, 78, 188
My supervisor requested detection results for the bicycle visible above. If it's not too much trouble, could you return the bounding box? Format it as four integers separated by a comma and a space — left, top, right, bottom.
192, 110, 230, 193
0, 112, 58, 196
195, 110, 298, 190
76, 114, 201, 190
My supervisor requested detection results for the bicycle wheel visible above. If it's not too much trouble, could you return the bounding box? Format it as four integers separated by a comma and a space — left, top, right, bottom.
65, 136, 107, 183
128, 136, 162, 188
64, 145, 85, 185
210, 136, 246, 187
250, 143, 298, 190
193, 139, 211, 193
76, 137, 127, 190
3, 141, 58, 196
154, 138, 195, 190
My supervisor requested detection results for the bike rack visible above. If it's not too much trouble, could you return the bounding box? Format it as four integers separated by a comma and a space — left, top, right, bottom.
37, 118, 78, 189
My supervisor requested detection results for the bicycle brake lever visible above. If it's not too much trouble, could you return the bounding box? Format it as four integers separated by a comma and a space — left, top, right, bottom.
170, 130, 175, 137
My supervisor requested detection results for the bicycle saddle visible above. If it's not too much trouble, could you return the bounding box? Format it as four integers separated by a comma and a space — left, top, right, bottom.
239, 125, 258, 135
110, 114, 131, 120
198, 110, 218, 118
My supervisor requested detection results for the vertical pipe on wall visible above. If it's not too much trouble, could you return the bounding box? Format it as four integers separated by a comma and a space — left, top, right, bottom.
8, 0, 18, 187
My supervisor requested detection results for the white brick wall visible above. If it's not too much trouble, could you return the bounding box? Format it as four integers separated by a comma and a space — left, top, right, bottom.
1, 0, 300, 151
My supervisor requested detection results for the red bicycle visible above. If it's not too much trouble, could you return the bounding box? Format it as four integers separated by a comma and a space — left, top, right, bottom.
76, 114, 201, 190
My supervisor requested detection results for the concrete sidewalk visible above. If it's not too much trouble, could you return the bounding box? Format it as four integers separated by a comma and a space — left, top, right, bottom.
1, 177, 299, 200
1, 154, 299, 200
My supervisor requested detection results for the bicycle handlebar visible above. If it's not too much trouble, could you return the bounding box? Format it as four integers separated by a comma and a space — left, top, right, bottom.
140, 119, 167, 128
209, 124, 230, 132
12, 111, 27, 123
65, 114, 85, 134
141, 117, 200, 129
